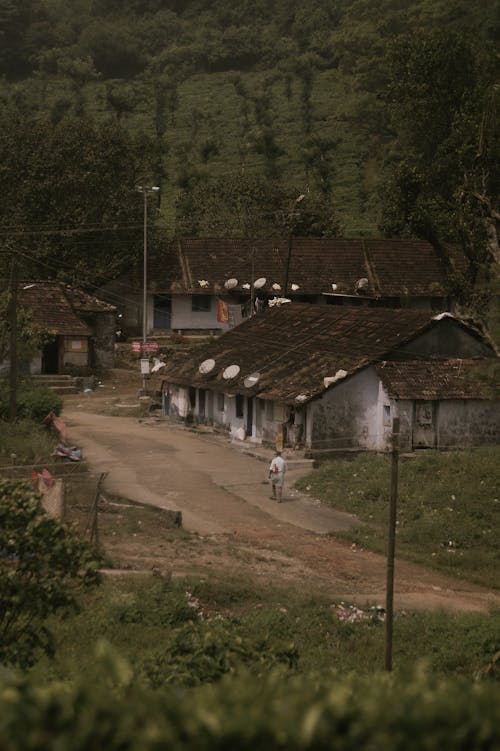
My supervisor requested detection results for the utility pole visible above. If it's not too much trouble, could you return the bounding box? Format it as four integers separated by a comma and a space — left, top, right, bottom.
8, 253, 17, 421
136, 185, 159, 392
385, 417, 400, 671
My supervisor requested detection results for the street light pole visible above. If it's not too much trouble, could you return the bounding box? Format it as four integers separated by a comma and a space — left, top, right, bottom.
137, 185, 160, 392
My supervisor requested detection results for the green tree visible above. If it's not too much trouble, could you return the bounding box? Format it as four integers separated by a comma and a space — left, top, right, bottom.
0, 480, 101, 668
380, 31, 499, 309
0, 113, 154, 285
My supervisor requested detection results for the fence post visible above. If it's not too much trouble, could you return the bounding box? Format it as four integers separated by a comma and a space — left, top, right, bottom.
385, 417, 399, 671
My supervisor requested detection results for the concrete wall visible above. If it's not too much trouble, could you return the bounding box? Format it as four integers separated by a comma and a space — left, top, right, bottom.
171, 295, 228, 331
395, 398, 500, 450
437, 401, 500, 447
308, 367, 389, 450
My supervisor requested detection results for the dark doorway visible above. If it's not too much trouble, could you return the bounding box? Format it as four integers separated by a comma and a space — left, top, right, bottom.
153, 295, 171, 329
199, 389, 206, 423
41, 337, 59, 374
246, 397, 254, 437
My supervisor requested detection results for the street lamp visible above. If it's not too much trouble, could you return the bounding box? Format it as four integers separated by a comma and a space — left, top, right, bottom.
137, 185, 159, 391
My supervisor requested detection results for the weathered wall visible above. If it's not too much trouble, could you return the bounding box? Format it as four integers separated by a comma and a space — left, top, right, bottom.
437, 400, 500, 447
89, 313, 115, 370
395, 398, 500, 450
309, 367, 387, 450
396, 319, 494, 358
165, 384, 190, 419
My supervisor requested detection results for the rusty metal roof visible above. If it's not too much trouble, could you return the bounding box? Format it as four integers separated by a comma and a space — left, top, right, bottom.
376, 359, 500, 400
167, 238, 455, 298
161, 304, 479, 404
62, 284, 116, 313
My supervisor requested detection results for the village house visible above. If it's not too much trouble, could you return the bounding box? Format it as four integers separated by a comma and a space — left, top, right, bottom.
100, 237, 463, 338
159, 303, 499, 453
0, 281, 116, 376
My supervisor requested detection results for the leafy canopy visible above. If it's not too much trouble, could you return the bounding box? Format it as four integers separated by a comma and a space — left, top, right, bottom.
0, 480, 101, 668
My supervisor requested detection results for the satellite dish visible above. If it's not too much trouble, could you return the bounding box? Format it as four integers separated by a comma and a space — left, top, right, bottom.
225, 278, 238, 289
199, 358, 216, 374
223, 364, 240, 380
244, 372, 260, 388
253, 277, 266, 289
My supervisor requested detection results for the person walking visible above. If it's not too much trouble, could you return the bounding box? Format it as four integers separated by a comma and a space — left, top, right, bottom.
268, 451, 286, 502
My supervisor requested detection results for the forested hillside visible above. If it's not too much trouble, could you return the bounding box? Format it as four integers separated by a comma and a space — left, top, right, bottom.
0, 0, 498, 305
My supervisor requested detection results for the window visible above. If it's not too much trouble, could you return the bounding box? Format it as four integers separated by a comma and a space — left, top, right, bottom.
383, 405, 391, 426
217, 392, 225, 411
191, 295, 211, 312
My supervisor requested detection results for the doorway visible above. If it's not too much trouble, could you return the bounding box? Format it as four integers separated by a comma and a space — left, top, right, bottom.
41, 337, 60, 374
246, 397, 254, 438
153, 295, 171, 329
412, 401, 437, 448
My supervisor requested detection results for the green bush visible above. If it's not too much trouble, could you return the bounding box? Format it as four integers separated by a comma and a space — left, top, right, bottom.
0, 381, 62, 422
0, 480, 101, 668
142, 620, 299, 688
0, 661, 499, 750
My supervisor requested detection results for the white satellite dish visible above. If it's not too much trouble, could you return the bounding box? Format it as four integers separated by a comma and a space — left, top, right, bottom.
225, 278, 238, 289
253, 277, 266, 289
244, 372, 260, 388
223, 364, 240, 380
199, 358, 216, 374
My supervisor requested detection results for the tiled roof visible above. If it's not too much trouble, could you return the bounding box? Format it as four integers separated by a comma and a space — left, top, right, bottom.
62, 285, 116, 313
376, 359, 500, 400
166, 238, 454, 298
17, 282, 92, 336
161, 303, 462, 404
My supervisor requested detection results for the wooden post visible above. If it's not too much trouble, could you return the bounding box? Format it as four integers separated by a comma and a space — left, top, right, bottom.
385, 417, 399, 672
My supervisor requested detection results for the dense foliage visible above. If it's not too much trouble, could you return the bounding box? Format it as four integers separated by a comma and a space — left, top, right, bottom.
0, 480, 101, 668
0, 660, 498, 750
0, 382, 62, 421
0, 0, 496, 242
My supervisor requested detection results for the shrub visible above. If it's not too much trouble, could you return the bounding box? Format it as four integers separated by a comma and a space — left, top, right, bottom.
0, 480, 101, 668
0, 381, 62, 422
0, 662, 499, 750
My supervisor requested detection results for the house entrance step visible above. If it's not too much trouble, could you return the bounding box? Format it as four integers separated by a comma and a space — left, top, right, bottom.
30, 374, 80, 395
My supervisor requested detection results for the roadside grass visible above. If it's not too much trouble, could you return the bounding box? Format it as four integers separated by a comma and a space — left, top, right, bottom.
32, 576, 500, 686
295, 447, 500, 589
0, 419, 56, 466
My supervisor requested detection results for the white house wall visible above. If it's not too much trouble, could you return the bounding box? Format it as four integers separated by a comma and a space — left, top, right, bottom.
170, 296, 229, 331
309, 367, 389, 450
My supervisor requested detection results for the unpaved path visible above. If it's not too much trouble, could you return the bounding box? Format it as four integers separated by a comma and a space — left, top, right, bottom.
62, 401, 500, 614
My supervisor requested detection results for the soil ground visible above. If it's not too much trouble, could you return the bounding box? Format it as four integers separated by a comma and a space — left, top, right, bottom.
61, 368, 500, 614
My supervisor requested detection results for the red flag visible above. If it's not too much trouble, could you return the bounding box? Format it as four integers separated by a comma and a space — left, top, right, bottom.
217, 299, 229, 323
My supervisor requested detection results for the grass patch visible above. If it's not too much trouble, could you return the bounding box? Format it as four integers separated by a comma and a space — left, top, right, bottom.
295, 447, 500, 588
0, 419, 56, 467
32, 576, 500, 686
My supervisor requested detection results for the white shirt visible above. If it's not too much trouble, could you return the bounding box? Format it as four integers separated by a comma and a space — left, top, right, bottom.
269, 455, 286, 475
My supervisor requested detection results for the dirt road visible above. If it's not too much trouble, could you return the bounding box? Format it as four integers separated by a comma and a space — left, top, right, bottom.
62, 402, 500, 614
